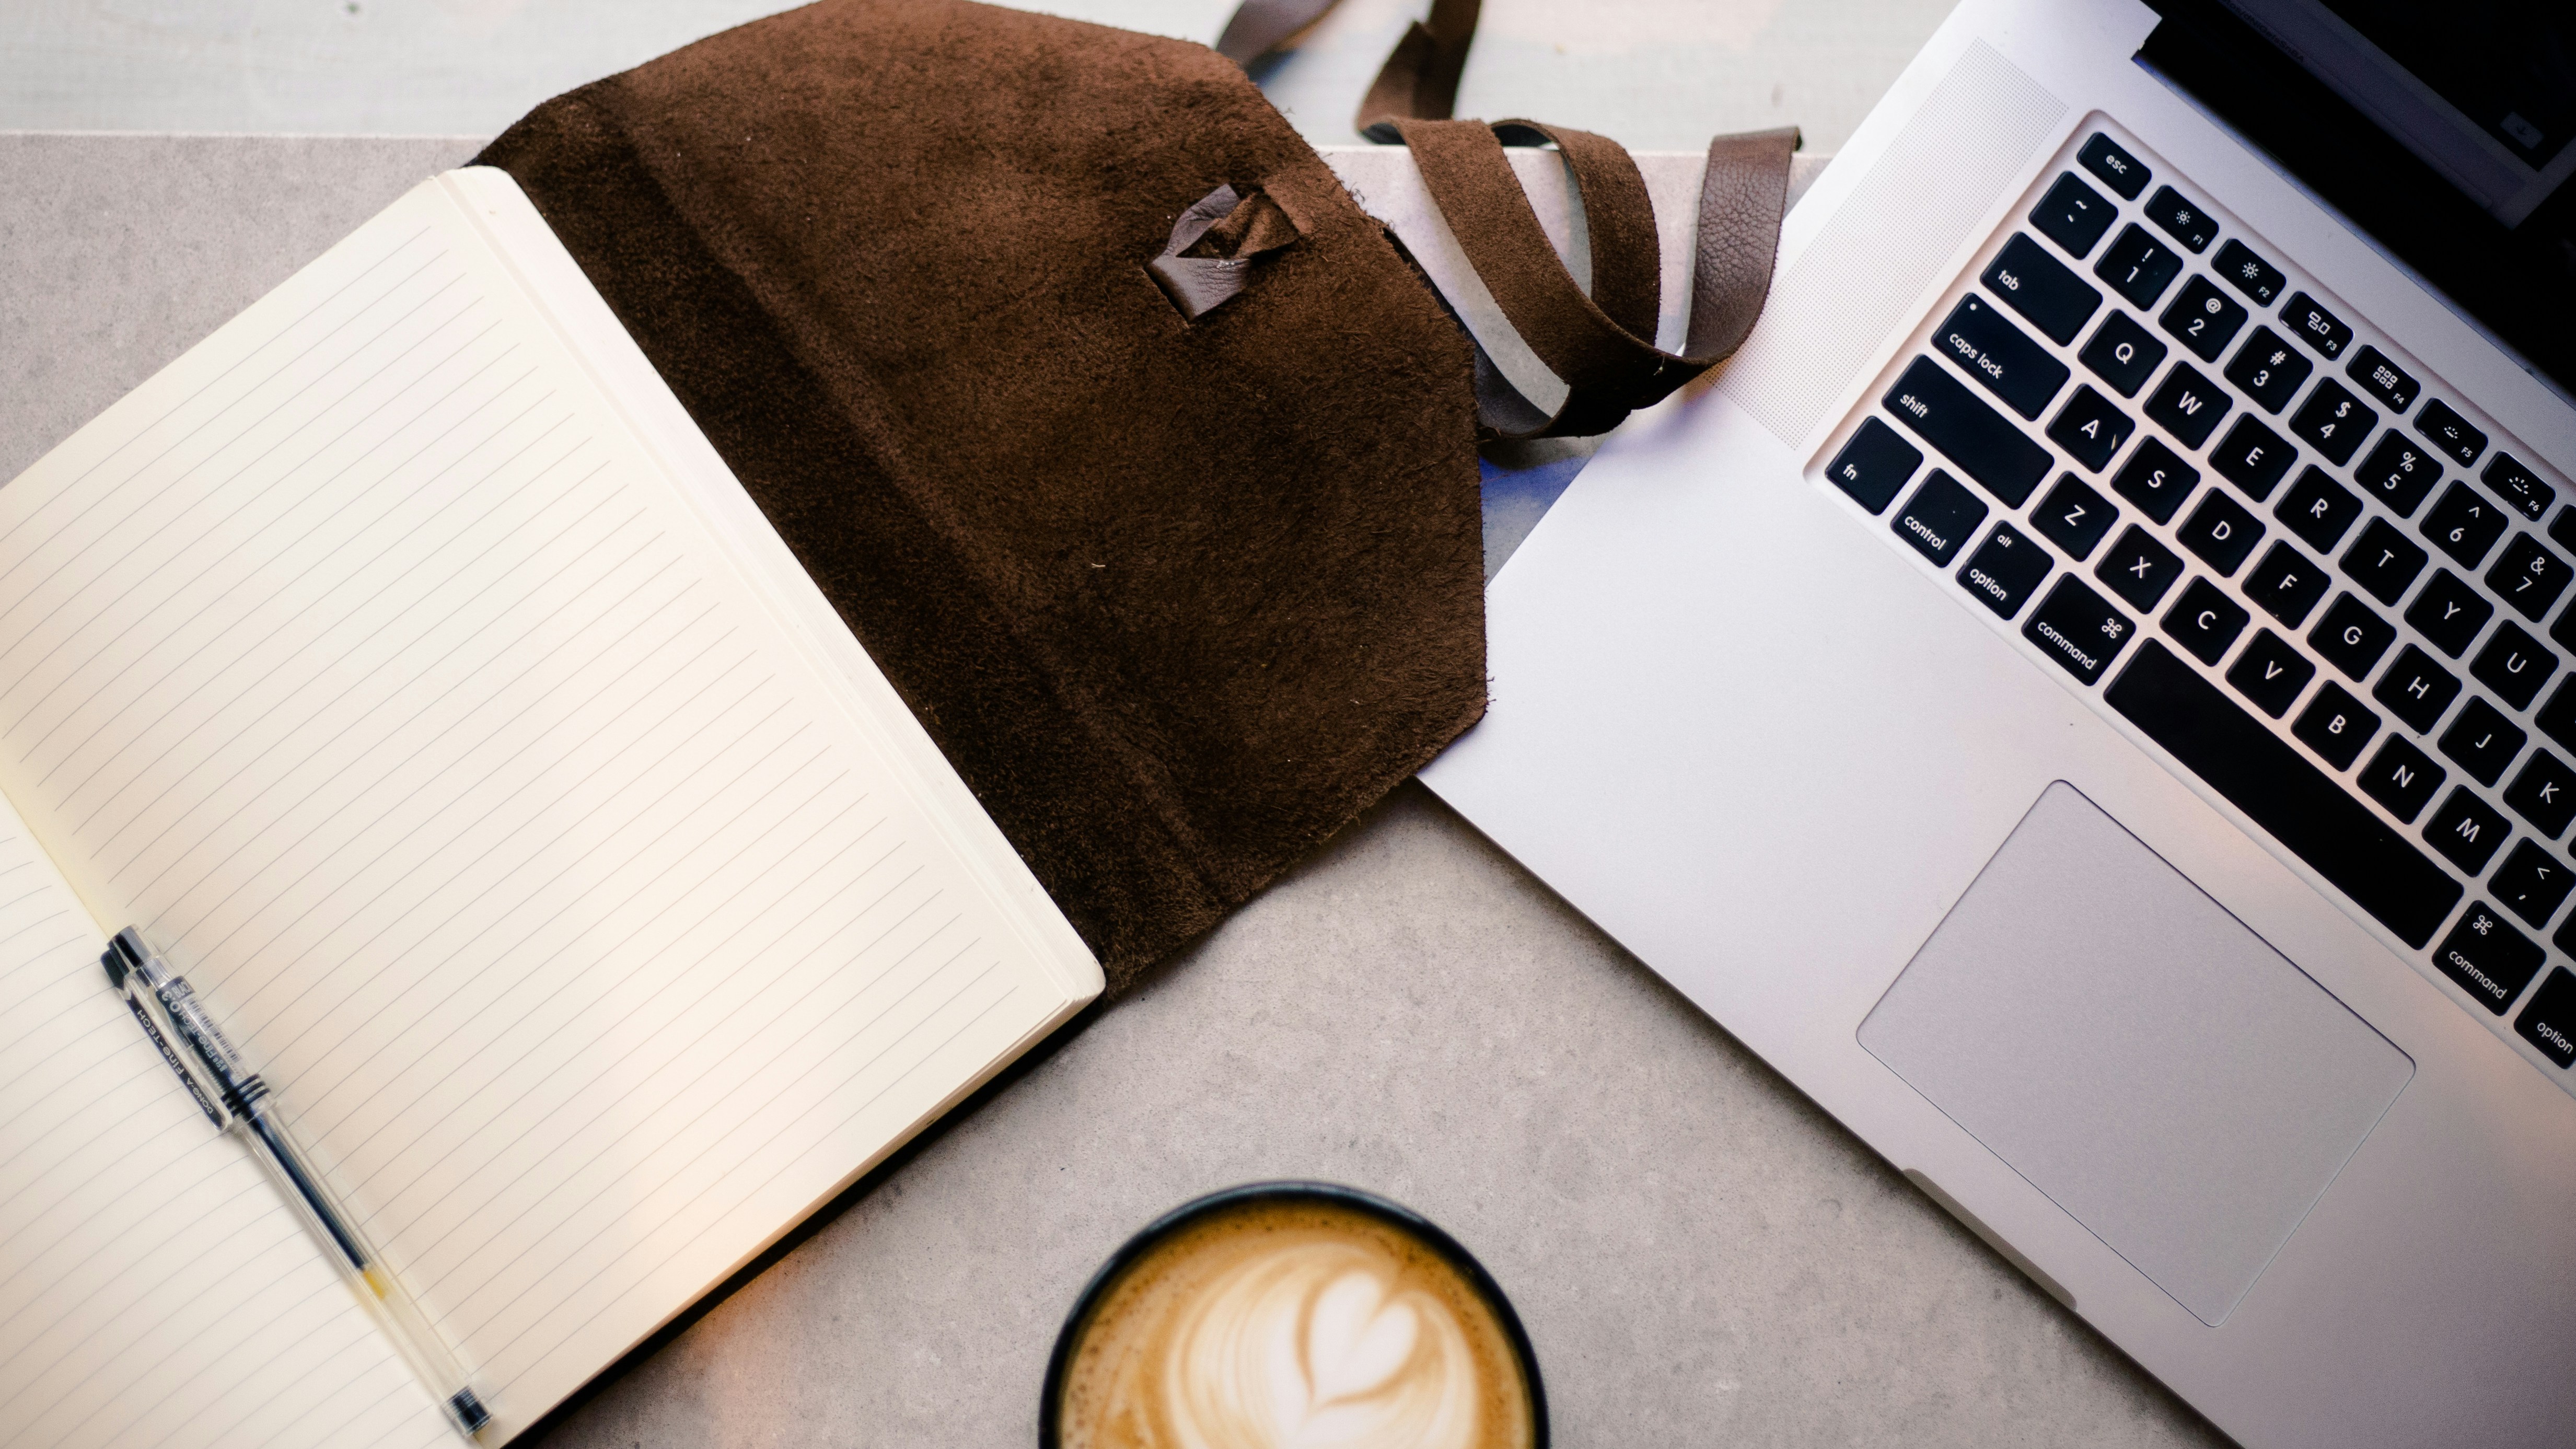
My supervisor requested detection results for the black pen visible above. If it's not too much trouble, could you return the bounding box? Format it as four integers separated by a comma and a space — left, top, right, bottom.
105, 928, 492, 1439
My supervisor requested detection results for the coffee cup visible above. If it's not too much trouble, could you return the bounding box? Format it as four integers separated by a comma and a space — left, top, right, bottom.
1042, 1181, 1547, 1449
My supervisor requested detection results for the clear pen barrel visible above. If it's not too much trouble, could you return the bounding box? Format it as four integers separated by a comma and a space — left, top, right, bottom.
107, 928, 492, 1438
236, 1097, 493, 1435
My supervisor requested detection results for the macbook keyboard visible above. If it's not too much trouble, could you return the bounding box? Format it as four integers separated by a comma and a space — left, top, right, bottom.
1816, 118, 2576, 1085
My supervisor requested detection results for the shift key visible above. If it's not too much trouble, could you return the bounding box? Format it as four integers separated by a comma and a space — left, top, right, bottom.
1885, 356, 2055, 507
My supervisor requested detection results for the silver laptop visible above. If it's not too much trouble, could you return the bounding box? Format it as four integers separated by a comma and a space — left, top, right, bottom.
1419, 0, 2576, 1442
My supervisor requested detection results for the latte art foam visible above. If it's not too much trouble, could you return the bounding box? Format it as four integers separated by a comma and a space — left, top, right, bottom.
1058, 1199, 1533, 1449
1166, 1243, 1474, 1447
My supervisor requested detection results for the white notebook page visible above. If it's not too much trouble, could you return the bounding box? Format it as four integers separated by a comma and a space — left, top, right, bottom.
0, 177, 1096, 1441
0, 789, 450, 1449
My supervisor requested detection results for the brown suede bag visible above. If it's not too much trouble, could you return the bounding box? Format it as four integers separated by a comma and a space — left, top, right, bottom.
475, 0, 1791, 995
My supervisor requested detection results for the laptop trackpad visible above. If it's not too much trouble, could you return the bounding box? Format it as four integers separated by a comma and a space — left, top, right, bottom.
1858, 782, 2412, 1325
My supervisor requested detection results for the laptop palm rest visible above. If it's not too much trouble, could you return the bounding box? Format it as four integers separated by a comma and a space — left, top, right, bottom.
1858, 782, 2413, 1325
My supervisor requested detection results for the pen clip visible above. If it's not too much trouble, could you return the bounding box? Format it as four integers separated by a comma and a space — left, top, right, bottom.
110, 965, 228, 1128
103, 930, 231, 1129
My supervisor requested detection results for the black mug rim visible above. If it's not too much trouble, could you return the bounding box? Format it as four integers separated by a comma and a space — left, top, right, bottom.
1038, 1179, 1549, 1448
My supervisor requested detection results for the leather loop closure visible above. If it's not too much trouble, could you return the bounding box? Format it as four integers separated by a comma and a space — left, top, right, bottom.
1393, 119, 1798, 439
1147, 183, 1302, 320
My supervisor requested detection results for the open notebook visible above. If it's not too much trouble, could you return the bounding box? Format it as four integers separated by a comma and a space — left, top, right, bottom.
0, 169, 1102, 1447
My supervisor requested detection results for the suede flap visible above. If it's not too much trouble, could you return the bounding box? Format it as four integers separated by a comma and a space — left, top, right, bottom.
476, 0, 1486, 994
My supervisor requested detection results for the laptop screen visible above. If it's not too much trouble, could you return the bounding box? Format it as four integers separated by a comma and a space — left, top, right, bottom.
2143, 0, 2576, 396
2223, 0, 2576, 226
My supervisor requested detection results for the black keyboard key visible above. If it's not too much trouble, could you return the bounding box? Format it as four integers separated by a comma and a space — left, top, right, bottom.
2420, 481, 2510, 569
2346, 345, 2419, 414
2432, 902, 2544, 1013
2144, 364, 2231, 449
2143, 184, 2217, 252
1828, 418, 1924, 513
2178, 489, 2264, 575
2246, 541, 2331, 627
2469, 621, 2556, 711
2093, 225, 2186, 309
2281, 292, 2353, 360
2490, 840, 2573, 929
2373, 644, 2462, 735
2415, 398, 2488, 468
2275, 466, 2362, 552
2106, 640, 2461, 946
2210, 415, 2296, 501
2032, 474, 2118, 560
2287, 379, 2374, 466
2551, 595, 2576, 658
2079, 311, 2166, 397
1933, 294, 2070, 421
2554, 505, 2576, 557
2538, 676, 2576, 753
1884, 357, 2053, 506
2405, 569, 2494, 657
2214, 238, 2285, 306
2095, 525, 2185, 611
2295, 681, 2381, 769
1891, 469, 1987, 565
2441, 698, 2526, 786
2481, 453, 2554, 523
1955, 521, 2052, 620
2047, 385, 2136, 472
2358, 735, 2446, 822
2224, 327, 2312, 414
2506, 749, 2576, 838
2032, 172, 2117, 259
2487, 534, 2571, 622
2109, 436, 2200, 523
1981, 233, 2104, 345
2425, 789, 2511, 875
2023, 575, 2134, 685
2340, 518, 2427, 605
2160, 275, 2249, 362
2354, 433, 2441, 517
2227, 628, 2317, 717
2312, 593, 2396, 679
2078, 133, 2151, 200
2163, 577, 2249, 664
2515, 968, 2576, 1065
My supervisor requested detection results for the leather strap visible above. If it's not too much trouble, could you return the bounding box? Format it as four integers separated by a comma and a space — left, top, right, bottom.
1396, 120, 1797, 438
1214, 0, 1482, 127
1214, 0, 1794, 438
1353, 0, 1481, 130
1213, 0, 1336, 66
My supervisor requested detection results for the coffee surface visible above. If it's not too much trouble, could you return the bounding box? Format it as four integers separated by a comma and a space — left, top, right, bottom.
1058, 1198, 1533, 1449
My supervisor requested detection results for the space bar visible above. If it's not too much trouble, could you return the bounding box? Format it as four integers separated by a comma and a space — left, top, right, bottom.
2104, 641, 2463, 949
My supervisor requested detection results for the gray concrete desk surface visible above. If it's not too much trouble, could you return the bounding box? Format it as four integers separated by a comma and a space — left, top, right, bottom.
6, 0, 1953, 156
0, 134, 2229, 1449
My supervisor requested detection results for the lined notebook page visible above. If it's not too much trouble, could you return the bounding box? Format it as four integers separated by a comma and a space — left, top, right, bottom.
0, 790, 449, 1449
0, 176, 1098, 1441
